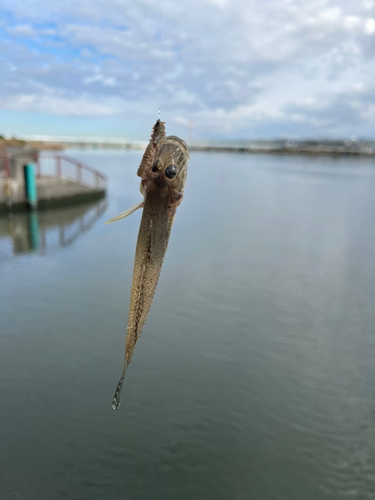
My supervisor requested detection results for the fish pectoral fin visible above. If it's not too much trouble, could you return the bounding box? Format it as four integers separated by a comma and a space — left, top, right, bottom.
104, 201, 144, 224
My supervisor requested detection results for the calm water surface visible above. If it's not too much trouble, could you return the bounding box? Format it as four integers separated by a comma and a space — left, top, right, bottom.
1, 151, 375, 500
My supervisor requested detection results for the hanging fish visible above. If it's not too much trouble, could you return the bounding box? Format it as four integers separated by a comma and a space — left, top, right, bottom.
106, 120, 189, 410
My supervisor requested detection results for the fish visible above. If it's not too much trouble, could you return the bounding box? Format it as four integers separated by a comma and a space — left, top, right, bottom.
105, 119, 189, 410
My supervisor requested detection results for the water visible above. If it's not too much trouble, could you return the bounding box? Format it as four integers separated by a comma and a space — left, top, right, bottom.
1, 151, 375, 500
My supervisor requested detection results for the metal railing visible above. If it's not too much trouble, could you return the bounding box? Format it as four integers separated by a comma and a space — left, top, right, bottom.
0, 152, 13, 207
0, 153, 11, 179
37, 154, 107, 190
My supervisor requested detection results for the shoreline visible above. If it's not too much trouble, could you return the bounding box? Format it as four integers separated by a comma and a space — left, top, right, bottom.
2, 137, 375, 157
188, 145, 375, 157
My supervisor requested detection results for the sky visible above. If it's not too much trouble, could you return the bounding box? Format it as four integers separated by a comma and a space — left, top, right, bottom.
0, 0, 375, 140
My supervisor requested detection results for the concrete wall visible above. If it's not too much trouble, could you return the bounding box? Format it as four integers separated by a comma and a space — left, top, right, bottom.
0, 150, 38, 205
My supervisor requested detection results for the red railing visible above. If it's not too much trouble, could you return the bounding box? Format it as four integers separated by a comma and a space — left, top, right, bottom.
0, 152, 11, 179
0, 152, 12, 207
38, 154, 107, 190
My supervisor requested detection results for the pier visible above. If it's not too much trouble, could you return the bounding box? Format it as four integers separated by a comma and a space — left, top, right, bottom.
0, 147, 107, 212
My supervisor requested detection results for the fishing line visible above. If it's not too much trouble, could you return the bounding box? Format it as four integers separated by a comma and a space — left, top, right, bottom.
157, 1, 165, 120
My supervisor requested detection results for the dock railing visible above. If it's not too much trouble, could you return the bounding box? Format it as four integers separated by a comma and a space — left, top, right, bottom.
37, 154, 107, 190
0, 152, 12, 180
0, 152, 13, 207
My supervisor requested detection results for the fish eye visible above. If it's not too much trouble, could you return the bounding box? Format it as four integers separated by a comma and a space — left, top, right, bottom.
152, 161, 160, 173
165, 165, 177, 179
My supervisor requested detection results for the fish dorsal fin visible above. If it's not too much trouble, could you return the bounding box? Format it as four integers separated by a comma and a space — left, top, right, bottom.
137, 120, 166, 178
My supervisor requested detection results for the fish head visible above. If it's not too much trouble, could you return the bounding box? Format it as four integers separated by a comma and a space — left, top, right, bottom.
144, 136, 189, 206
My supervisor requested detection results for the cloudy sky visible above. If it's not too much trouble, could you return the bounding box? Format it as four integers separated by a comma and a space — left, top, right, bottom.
0, 0, 375, 140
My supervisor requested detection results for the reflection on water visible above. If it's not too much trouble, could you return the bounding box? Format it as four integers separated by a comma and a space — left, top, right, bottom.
0, 198, 107, 258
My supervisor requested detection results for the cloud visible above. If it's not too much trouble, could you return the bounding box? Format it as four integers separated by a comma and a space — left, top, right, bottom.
0, 93, 122, 116
365, 18, 375, 34
0, 0, 375, 138
7, 24, 36, 37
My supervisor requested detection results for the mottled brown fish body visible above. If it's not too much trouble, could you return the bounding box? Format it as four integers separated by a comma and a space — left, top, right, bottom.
125, 188, 174, 367
111, 129, 189, 410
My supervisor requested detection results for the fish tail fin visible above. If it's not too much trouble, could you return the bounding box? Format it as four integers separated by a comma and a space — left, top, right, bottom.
111, 377, 125, 410
111, 363, 128, 410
